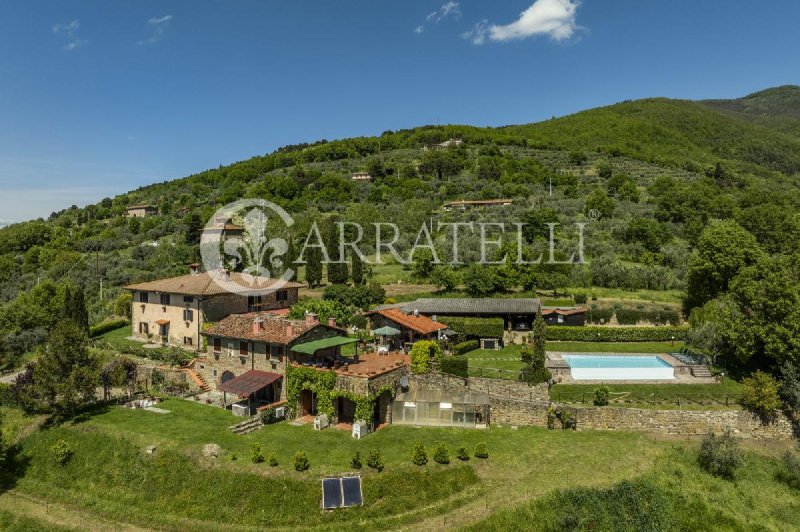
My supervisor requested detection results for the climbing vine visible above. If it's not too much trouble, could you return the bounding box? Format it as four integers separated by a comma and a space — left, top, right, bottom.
331, 384, 396, 423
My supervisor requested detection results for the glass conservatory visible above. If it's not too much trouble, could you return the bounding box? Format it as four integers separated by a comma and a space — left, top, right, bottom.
391, 390, 490, 428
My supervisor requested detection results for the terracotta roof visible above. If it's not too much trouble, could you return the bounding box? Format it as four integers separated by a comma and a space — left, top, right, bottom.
203, 312, 320, 345
219, 370, 282, 398
127, 204, 156, 210
542, 307, 586, 316
125, 272, 303, 297
375, 308, 448, 335
155, 319, 170, 326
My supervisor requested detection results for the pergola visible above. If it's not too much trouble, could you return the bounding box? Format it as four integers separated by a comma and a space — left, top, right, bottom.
218, 369, 282, 411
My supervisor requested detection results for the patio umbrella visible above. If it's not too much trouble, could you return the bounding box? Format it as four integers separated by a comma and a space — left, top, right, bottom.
373, 326, 401, 346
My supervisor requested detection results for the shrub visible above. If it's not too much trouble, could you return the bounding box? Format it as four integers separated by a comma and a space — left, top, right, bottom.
440, 356, 468, 378
698, 429, 741, 480
594, 386, 610, 406
559, 410, 577, 430
367, 449, 384, 472
573, 292, 588, 304
250, 443, 265, 464
474, 443, 489, 459
456, 447, 470, 461
433, 443, 450, 465
412, 441, 428, 466
777, 445, 800, 490
410, 341, 441, 375
741, 371, 782, 421
351, 451, 362, 469
585, 307, 614, 324
293, 451, 310, 472
452, 340, 479, 356
260, 408, 277, 425
51, 440, 73, 466
546, 325, 689, 342
268, 452, 278, 467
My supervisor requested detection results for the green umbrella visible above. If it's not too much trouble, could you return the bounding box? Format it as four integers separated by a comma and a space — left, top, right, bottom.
373, 326, 401, 336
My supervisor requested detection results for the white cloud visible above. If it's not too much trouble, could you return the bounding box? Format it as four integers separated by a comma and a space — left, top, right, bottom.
138, 14, 173, 45
465, 0, 581, 45
415, 2, 461, 34
53, 19, 87, 51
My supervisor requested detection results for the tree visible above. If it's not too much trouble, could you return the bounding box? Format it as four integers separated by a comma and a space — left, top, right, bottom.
684, 220, 762, 311
584, 189, 615, 219
411, 248, 436, 279
326, 223, 349, 285
32, 320, 100, 418
463, 264, 498, 297
185, 213, 203, 245
289, 299, 353, 327
521, 314, 551, 384
305, 247, 323, 288
625, 218, 672, 253
521, 208, 560, 243
351, 253, 364, 285
430, 267, 459, 293
62, 285, 89, 335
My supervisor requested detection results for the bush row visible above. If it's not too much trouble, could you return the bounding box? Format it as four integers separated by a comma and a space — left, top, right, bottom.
442, 317, 504, 339
440, 357, 469, 378
452, 340, 479, 356
89, 318, 130, 338
615, 308, 681, 326
546, 326, 689, 342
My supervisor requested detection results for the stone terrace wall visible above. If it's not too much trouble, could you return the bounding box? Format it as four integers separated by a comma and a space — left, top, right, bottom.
572, 406, 795, 440
409, 372, 549, 403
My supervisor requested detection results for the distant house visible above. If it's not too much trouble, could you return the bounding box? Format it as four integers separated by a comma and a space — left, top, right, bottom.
351, 172, 373, 181
424, 138, 463, 151
125, 205, 158, 218
125, 267, 302, 349
443, 199, 513, 211
368, 308, 448, 347
542, 307, 586, 327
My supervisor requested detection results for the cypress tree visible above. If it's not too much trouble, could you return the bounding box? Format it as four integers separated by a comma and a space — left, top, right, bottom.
351, 252, 364, 285
305, 247, 323, 288
326, 222, 348, 285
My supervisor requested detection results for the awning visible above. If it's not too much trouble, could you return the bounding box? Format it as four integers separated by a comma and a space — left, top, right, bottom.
291, 336, 358, 355
155, 319, 170, 326
218, 370, 282, 398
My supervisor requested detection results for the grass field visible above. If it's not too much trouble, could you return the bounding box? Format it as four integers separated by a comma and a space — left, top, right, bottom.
1, 397, 797, 530
96, 326, 143, 350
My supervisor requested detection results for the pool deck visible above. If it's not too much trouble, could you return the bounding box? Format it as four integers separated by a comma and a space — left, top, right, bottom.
547, 352, 717, 385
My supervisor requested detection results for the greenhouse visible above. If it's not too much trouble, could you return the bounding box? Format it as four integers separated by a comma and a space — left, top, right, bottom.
391, 389, 490, 428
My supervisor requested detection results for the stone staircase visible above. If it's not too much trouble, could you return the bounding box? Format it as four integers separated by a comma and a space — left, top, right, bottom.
690, 366, 713, 378
229, 416, 264, 435
181, 359, 211, 393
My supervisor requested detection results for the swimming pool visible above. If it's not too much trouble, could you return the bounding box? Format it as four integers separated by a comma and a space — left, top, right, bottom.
563, 355, 675, 381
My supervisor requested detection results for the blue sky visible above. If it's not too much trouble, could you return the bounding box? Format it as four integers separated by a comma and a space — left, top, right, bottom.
0, 0, 798, 223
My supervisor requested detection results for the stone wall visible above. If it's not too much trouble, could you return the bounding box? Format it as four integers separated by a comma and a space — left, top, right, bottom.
409, 372, 549, 402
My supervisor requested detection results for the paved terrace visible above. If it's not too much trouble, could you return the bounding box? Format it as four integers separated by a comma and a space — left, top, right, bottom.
292, 352, 409, 379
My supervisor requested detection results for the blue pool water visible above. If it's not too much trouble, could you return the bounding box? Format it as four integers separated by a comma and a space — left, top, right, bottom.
563, 355, 675, 380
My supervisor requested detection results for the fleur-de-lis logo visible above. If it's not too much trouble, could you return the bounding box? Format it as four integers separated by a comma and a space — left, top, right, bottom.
201, 199, 295, 296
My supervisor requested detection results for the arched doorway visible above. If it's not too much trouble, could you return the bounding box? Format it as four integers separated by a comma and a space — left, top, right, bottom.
220, 371, 235, 387
337, 396, 356, 424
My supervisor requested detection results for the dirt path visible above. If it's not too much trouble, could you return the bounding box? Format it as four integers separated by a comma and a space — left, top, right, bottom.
0, 491, 148, 531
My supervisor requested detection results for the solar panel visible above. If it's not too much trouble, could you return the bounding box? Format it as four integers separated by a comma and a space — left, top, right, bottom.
341, 476, 363, 507
322, 478, 343, 510
321, 476, 363, 509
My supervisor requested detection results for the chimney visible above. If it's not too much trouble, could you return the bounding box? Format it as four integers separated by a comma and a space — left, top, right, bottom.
413, 309, 420, 317
189, 263, 201, 276
305, 312, 319, 326
286, 322, 295, 338
252, 318, 264, 334
328, 317, 337, 328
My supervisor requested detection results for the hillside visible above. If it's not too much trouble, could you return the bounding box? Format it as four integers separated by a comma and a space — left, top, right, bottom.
702, 85, 800, 138
1, 85, 799, 370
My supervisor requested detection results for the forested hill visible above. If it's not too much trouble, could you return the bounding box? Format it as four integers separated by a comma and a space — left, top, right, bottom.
1, 85, 799, 363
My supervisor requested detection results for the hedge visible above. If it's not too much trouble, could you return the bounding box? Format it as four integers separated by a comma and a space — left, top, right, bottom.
441, 317, 504, 339
453, 340, 479, 356
89, 318, 130, 338
0, 383, 15, 406
615, 308, 681, 326
546, 326, 689, 342
586, 307, 614, 324
440, 357, 468, 378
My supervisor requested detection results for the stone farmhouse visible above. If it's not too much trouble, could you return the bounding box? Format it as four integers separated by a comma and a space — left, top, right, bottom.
125, 205, 158, 218
125, 267, 302, 349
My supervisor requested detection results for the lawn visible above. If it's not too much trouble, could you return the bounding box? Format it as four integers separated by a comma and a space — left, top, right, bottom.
551, 379, 744, 410
95, 325, 143, 350
464, 345, 524, 380
1, 398, 797, 530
